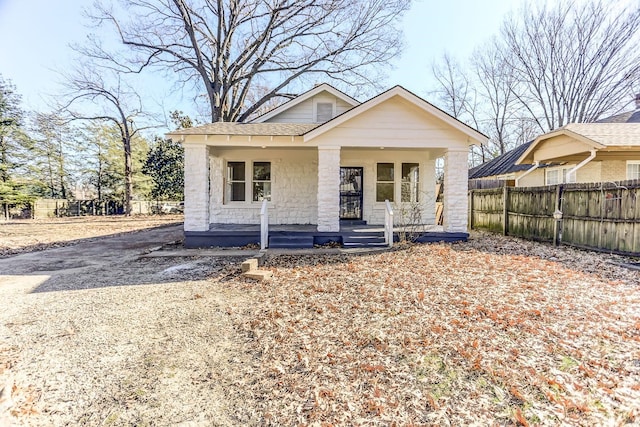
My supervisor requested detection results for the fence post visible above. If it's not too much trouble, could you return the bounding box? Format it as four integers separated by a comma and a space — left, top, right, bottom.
553, 184, 563, 246
502, 186, 509, 236
468, 190, 474, 230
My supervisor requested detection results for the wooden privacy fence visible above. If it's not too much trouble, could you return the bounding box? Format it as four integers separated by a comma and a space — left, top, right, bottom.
469, 180, 640, 255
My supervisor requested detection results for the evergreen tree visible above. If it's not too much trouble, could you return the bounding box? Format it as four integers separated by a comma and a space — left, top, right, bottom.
143, 137, 184, 201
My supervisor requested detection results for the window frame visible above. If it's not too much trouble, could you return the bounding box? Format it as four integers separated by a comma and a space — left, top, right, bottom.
545, 165, 575, 185
225, 161, 246, 203
376, 162, 395, 203
314, 100, 335, 123
401, 162, 420, 203
627, 160, 640, 180
252, 161, 272, 202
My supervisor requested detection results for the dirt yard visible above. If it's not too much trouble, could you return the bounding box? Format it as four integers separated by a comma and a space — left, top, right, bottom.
1, 219, 639, 426
0, 215, 184, 257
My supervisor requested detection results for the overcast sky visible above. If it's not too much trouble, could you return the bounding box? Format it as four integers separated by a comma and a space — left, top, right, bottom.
0, 0, 625, 121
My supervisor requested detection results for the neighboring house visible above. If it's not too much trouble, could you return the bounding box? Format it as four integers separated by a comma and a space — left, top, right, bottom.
168, 84, 488, 248
468, 141, 548, 187
516, 123, 640, 185
470, 96, 640, 187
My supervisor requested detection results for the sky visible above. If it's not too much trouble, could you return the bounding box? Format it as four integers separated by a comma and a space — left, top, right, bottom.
0, 0, 618, 123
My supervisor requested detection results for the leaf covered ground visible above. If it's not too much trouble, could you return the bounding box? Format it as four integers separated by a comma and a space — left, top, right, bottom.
229, 234, 640, 425
1, 229, 639, 425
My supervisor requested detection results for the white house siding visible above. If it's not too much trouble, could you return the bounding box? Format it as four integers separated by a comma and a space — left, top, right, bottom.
209, 148, 318, 225
265, 93, 353, 123
184, 144, 210, 231
310, 96, 472, 149
341, 149, 437, 225
515, 169, 545, 187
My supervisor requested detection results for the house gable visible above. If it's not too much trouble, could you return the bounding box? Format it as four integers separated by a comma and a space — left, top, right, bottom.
250, 83, 359, 124
304, 87, 488, 149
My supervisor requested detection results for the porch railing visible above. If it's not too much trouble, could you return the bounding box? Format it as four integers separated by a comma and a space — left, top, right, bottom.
384, 199, 394, 248
260, 199, 269, 250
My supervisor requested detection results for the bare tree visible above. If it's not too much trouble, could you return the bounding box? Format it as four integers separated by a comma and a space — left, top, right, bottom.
60, 66, 156, 215
84, 0, 410, 122
431, 53, 489, 165
501, 0, 640, 131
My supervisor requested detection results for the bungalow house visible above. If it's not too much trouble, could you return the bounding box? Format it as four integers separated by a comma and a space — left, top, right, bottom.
470, 97, 640, 187
515, 123, 640, 185
168, 84, 488, 248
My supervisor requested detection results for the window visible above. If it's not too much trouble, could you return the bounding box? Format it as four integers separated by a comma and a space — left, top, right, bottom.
627, 161, 640, 180
545, 166, 575, 185
226, 162, 246, 202
401, 163, 419, 202
376, 163, 394, 202
316, 102, 333, 122
253, 162, 271, 201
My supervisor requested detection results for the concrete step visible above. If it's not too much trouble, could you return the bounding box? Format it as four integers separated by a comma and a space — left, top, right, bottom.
342, 232, 387, 248
243, 270, 273, 280
269, 235, 314, 249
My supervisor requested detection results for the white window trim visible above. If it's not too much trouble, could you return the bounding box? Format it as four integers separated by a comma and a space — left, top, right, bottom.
374, 161, 423, 204
627, 160, 640, 180
224, 160, 273, 205
545, 164, 576, 185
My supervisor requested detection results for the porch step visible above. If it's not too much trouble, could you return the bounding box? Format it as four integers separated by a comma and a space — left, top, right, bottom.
269, 235, 315, 249
342, 232, 387, 248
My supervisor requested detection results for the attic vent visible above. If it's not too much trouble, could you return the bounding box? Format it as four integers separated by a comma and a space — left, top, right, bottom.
316, 102, 333, 122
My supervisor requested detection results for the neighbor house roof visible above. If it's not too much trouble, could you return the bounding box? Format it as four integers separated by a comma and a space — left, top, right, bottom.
468, 141, 535, 179
249, 83, 360, 123
167, 122, 319, 137
596, 110, 640, 123
517, 123, 640, 164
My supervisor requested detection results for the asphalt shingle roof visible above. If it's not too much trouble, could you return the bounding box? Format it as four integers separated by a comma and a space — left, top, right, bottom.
596, 110, 640, 124
562, 123, 640, 147
166, 122, 319, 136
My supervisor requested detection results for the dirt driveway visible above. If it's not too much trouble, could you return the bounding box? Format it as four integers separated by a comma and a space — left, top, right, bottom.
0, 222, 261, 426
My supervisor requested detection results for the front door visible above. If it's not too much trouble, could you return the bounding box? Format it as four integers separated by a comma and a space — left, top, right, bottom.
339, 167, 363, 220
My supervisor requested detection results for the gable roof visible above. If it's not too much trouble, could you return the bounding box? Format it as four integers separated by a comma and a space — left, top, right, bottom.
468, 141, 535, 179
516, 123, 640, 164
166, 122, 318, 137
303, 85, 488, 144
249, 83, 360, 123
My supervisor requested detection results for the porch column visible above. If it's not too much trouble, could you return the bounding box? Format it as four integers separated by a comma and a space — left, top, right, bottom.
317, 146, 341, 232
443, 149, 468, 232
184, 144, 210, 231
422, 158, 437, 225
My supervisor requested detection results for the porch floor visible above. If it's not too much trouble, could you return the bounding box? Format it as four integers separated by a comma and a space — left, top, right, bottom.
185, 223, 463, 248
207, 223, 445, 233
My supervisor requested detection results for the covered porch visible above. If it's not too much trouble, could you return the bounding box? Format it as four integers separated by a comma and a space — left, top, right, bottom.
183, 222, 469, 249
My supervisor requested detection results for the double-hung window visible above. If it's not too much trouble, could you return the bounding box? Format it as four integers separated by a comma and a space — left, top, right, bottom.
226, 162, 246, 202
253, 162, 271, 201
376, 163, 395, 202
627, 161, 640, 180
401, 163, 419, 202
225, 161, 272, 203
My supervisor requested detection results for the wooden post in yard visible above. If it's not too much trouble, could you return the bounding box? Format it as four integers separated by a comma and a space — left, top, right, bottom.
553, 184, 563, 246
468, 190, 474, 230
502, 186, 509, 236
